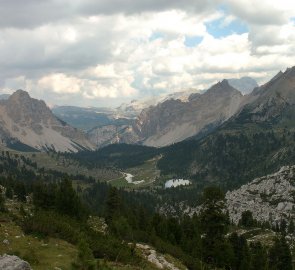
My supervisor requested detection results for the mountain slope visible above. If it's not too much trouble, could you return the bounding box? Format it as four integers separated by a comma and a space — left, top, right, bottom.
226, 165, 295, 225
135, 80, 243, 147
0, 90, 94, 152
228, 77, 258, 94
158, 67, 295, 189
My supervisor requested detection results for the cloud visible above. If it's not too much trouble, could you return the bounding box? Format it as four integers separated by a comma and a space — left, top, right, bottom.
0, 0, 294, 107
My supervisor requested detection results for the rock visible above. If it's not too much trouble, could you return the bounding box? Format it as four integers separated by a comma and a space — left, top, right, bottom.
0, 254, 32, 270
3, 239, 10, 245
225, 166, 295, 225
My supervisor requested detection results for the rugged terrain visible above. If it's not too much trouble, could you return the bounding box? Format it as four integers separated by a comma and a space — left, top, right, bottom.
89, 80, 245, 148
226, 166, 295, 225
0, 90, 94, 152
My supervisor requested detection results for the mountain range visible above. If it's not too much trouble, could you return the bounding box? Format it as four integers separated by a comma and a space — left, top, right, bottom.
85, 77, 258, 148
0, 69, 294, 155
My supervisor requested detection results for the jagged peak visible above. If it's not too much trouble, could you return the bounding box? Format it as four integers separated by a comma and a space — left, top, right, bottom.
9, 89, 30, 99
284, 66, 295, 78
206, 79, 240, 95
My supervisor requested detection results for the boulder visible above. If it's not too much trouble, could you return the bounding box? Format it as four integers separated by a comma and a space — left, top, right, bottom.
0, 254, 32, 270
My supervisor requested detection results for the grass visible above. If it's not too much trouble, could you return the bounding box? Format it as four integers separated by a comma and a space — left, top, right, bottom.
108, 156, 161, 189
0, 213, 77, 270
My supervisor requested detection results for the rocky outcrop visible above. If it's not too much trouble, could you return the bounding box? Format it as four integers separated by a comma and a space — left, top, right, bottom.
87, 124, 140, 148
226, 166, 295, 225
134, 80, 243, 147
0, 90, 94, 152
0, 254, 32, 270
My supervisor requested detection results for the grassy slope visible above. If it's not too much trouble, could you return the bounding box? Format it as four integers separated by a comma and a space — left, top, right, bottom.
0, 213, 78, 270
108, 156, 161, 189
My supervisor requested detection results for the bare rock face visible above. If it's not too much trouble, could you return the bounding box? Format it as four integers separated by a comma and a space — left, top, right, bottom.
0, 254, 32, 270
236, 66, 295, 123
134, 80, 243, 147
87, 124, 140, 148
226, 166, 295, 225
88, 80, 244, 148
0, 90, 94, 152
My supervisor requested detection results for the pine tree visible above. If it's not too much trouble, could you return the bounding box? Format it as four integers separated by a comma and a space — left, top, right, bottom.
0, 193, 5, 212
229, 233, 250, 270
268, 237, 292, 270
200, 187, 233, 268
249, 242, 267, 270
72, 238, 96, 270
105, 187, 121, 225
288, 219, 294, 234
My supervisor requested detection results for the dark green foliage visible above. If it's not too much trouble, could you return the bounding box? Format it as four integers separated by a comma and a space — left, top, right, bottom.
72, 238, 96, 270
5, 186, 13, 199
229, 233, 250, 270
288, 219, 295, 234
268, 237, 293, 270
199, 187, 233, 268
22, 210, 81, 244
0, 193, 5, 212
55, 178, 88, 220
32, 178, 88, 220
239, 210, 256, 228
66, 144, 160, 169
158, 126, 295, 190
104, 187, 121, 224
249, 242, 267, 270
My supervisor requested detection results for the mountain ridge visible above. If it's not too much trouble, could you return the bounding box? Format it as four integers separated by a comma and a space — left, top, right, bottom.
0, 90, 94, 152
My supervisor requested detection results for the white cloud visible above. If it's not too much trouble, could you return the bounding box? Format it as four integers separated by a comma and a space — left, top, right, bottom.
0, 0, 295, 107
38, 74, 81, 94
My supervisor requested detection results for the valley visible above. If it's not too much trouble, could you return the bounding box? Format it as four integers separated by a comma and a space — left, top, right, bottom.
0, 67, 295, 270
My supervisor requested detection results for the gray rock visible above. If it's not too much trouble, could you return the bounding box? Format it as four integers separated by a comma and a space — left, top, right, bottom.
3, 239, 10, 245
226, 166, 295, 226
0, 254, 32, 270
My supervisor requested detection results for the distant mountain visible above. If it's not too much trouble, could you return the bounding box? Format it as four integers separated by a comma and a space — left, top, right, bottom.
89, 81, 243, 148
0, 94, 10, 100
134, 80, 243, 147
158, 67, 295, 189
228, 77, 258, 94
116, 88, 198, 118
0, 90, 94, 152
52, 105, 129, 131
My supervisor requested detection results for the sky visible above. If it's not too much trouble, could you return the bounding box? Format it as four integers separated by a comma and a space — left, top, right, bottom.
0, 0, 295, 107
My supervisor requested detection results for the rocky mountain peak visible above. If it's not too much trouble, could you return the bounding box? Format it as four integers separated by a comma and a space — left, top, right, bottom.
5, 90, 52, 126
0, 89, 94, 152
206, 79, 241, 97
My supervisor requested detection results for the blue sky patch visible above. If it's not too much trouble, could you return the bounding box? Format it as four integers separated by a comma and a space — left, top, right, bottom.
149, 32, 164, 41
185, 36, 203, 47
206, 17, 248, 38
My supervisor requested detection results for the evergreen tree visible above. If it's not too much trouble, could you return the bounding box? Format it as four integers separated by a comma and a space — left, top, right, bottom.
105, 187, 121, 225
288, 219, 294, 234
268, 237, 292, 270
55, 178, 87, 220
72, 238, 96, 270
249, 242, 267, 270
200, 187, 233, 268
5, 186, 13, 199
0, 193, 5, 212
239, 210, 256, 228
229, 233, 250, 270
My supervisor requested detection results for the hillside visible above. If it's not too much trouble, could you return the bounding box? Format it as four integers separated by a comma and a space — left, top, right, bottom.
157, 67, 295, 189
226, 165, 295, 225
0, 90, 94, 152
